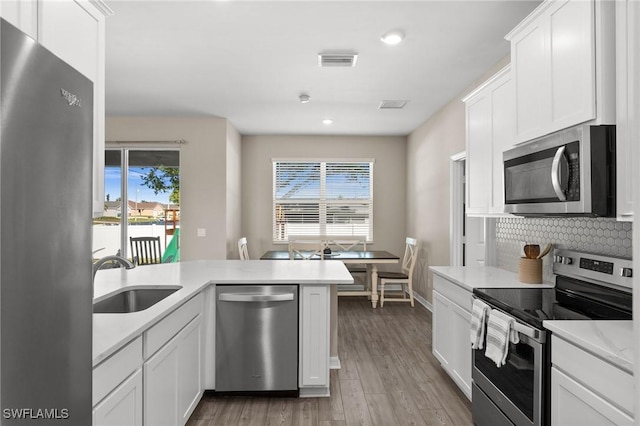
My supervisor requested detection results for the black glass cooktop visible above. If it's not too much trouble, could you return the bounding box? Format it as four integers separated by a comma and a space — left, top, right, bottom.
473, 276, 632, 330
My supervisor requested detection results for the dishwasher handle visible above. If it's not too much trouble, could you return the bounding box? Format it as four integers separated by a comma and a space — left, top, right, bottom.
218, 292, 295, 302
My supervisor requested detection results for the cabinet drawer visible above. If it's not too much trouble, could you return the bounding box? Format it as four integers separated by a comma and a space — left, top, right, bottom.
145, 293, 204, 359
93, 336, 142, 406
551, 335, 633, 416
433, 275, 472, 311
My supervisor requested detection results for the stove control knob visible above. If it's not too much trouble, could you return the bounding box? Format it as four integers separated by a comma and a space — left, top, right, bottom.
554, 255, 564, 264
562, 257, 573, 265
620, 267, 633, 278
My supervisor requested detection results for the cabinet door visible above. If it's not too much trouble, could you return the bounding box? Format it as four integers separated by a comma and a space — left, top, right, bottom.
178, 317, 203, 425
300, 285, 329, 387
616, 0, 639, 221
432, 290, 453, 369
490, 72, 515, 214
0, 0, 37, 38
465, 93, 492, 215
451, 302, 472, 399
548, 0, 595, 130
512, 18, 549, 142
38, 0, 106, 215
551, 367, 634, 426
144, 339, 179, 426
93, 369, 143, 426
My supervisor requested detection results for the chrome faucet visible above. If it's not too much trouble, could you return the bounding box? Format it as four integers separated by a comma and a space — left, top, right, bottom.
92, 255, 135, 282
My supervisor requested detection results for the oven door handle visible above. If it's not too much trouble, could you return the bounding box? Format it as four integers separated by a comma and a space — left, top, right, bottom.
481, 309, 545, 343
551, 146, 568, 201
512, 321, 542, 342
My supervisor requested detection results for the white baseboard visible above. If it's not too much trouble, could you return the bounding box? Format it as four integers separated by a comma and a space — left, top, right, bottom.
299, 387, 330, 398
408, 289, 432, 312
329, 356, 341, 370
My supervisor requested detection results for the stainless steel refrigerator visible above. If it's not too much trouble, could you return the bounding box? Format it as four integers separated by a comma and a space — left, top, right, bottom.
1, 19, 93, 424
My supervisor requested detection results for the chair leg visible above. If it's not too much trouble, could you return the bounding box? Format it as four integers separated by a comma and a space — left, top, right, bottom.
402, 282, 407, 299
380, 279, 385, 307
408, 279, 415, 307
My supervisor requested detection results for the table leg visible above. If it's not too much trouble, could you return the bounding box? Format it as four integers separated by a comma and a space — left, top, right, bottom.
370, 265, 379, 308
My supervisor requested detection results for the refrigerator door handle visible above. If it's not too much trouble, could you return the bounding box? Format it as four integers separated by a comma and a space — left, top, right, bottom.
218, 293, 295, 302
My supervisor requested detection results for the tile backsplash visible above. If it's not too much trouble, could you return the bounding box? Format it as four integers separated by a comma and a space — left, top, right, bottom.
495, 217, 632, 282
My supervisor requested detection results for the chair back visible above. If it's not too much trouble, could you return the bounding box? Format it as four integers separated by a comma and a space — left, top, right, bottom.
401, 237, 419, 278
130, 236, 162, 266
326, 235, 367, 251
238, 237, 250, 260
288, 238, 325, 260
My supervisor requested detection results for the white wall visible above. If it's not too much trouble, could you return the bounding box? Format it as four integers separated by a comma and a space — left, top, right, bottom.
406, 56, 509, 304
106, 116, 239, 260
241, 135, 407, 261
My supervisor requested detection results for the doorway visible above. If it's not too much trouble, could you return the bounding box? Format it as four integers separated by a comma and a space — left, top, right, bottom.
450, 152, 485, 266
92, 147, 181, 262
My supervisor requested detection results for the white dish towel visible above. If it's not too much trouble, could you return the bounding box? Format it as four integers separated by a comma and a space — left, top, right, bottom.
484, 309, 520, 367
470, 299, 490, 349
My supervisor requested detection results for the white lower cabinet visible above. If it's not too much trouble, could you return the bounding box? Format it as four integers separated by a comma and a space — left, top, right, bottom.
93, 337, 144, 426
551, 368, 633, 426
299, 284, 330, 396
144, 337, 179, 426
144, 316, 203, 425
144, 296, 204, 426
93, 369, 143, 426
450, 302, 472, 395
432, 275, 472, 400
551, 335, 634, 425
177, 317, 203, 424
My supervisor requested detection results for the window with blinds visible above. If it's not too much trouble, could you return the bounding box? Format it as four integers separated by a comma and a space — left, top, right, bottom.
273, 160, 373, 242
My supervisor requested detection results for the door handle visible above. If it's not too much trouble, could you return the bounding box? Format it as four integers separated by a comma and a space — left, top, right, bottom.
551, 146, 568, 201
219, 293, 294, 302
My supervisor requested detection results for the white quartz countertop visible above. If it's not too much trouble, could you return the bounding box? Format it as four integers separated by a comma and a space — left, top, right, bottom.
429, 266, 555, 291
93, 259, 353, 367
544, 320, 633, 374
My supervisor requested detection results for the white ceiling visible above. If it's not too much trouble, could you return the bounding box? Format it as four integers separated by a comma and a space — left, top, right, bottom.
104, 0, 541, 136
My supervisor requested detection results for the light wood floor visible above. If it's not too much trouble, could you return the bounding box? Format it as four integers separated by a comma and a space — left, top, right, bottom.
187, 297, 472, 426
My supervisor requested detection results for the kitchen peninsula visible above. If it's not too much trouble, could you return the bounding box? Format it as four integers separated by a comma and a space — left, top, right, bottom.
92, 260, 353, 425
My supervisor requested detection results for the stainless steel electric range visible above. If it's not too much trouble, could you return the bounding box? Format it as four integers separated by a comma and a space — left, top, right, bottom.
471, 249, 633, 426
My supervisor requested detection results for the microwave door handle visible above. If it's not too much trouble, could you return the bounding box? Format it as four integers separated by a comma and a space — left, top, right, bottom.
551, 146, 567, 201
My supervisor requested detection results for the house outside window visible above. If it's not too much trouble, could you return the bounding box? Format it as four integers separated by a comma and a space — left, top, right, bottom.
273, 159, 373, 242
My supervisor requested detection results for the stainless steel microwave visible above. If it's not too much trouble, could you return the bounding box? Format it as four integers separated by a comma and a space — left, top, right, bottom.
503, 124, 616, 216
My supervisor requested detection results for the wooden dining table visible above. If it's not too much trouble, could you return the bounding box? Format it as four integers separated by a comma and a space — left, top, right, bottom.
260, 250, 400, 308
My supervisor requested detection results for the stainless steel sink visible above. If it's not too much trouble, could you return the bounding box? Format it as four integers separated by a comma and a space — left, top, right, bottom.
93, 287, 181, 313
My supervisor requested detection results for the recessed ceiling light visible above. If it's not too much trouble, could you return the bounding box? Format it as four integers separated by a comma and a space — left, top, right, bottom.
380, 30, 404, 45
299, 94, 311, 104
322, 119, 333, 125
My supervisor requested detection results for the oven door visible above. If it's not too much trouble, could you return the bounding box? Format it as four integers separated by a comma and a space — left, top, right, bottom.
472, 312, 548, 426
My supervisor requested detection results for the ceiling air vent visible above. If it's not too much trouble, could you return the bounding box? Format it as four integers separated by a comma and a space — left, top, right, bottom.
318, 52, 358, 67
378, 100, 408, 109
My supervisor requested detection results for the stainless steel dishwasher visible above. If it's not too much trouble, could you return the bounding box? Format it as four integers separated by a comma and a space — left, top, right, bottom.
215, 284, 299, 395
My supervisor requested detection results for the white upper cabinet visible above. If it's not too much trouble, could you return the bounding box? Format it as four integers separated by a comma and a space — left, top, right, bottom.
0, 0, 110, 217
0, 0, 37, 38
615, 0, 639, 221
463, 65, 515, 216
506, 0, 615, 143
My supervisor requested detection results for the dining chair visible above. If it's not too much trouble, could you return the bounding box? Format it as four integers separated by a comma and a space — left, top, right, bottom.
327, 235, 369, 289
238, 237, 250, 260
130, 236, 163, 266
288, 239, 325, 260
378, 237, 418, 307
327, 235, 367, 252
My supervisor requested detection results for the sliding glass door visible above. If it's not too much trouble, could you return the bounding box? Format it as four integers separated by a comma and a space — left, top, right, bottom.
92, 148, 180, 262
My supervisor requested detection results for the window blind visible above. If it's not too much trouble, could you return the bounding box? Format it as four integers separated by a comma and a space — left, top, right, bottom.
273, 160, 373, 242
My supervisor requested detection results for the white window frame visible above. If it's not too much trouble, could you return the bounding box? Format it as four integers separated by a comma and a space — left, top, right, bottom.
272, 158, 374, 243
